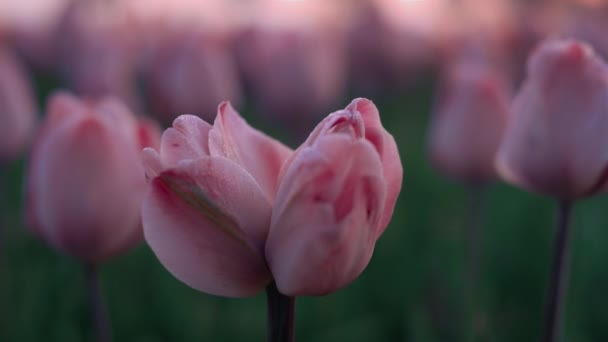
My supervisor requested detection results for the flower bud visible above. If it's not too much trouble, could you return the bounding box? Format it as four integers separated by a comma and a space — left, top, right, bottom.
496, 39, 608, 199
145, 30, 242, 124
25, 92, 160, 261
141, 103, 291, 297
0, 47, 37, 160
265, 98, 402, 296
428, 63, 510, 183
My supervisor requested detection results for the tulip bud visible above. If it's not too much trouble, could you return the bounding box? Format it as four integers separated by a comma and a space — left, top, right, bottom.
347, 0, 440, 94
0, 47, 37, 160
145, 30, 242, 124
56, 0, 140, 110
496, 39, 608, 199
559, 7, 608, 60
265, 98, 402, 296
236, 28, 346, 125
25, 92, 160, 262
428, 63, 510, 183
141, 102, 292, 297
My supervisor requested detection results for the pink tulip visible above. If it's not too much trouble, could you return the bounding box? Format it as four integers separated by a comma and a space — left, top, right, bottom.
145, 29, 242, 124
559, 7, 608, 60
0, 47, 37, 160
25, 92, 160, 262
142, 98, 401, 297
496, 39, 608, 199
234, 27, 347, 134
266, 98, 402, 296
141, 102, 292, 297
0, 0, 69, 70
347, 1, 440, 94
428, 62, 510, 183
56, 0, 141, 111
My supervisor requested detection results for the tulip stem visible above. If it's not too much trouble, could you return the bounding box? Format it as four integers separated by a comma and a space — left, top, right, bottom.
84, 263, 112, 342
464, 183, 486, 341
465, 183, 485, 293
542, 200, 574, 342
266, 282, 295, 342
0, 162, 5, 257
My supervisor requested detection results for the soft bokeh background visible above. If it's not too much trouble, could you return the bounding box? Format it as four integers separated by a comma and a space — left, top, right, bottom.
2, 0, 608, 341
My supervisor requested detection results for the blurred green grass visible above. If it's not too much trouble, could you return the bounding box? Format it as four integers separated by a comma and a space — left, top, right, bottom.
2, 75, 608, 342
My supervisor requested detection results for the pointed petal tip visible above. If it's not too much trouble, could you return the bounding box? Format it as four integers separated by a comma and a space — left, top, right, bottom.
142, 148, 162, 180
45, 91, 84, 122
347, 97, 376, 111
46, 90, 80, 106
172, 114, 208, 129
217, 101, 235, 115
564, 41, 591, 62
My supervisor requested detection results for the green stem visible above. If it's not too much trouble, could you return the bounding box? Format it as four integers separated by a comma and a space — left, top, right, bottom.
464, 183, 486, 342
542, 200, 574, 342
0, 162, 6, 259
266, 282, 295, 342
84, 263, 112, 342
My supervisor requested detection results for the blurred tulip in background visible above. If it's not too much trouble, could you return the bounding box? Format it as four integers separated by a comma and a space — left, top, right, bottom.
55, 0, 141, 112
0, 47, 37, 160
234, 0, 348, 141
144, 29, 242, 124
496, 39, 608, 199
347, 0, 447, 95
0, 0, 608, 341
0, 0, 69, 70
428, 62, 510, 183
25, 92, 160, 262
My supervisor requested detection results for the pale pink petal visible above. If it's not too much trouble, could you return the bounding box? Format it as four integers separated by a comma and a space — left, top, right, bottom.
266, 135, 386, 296
24, 92, 84, 238
275, 108, 365, 185
159, 115, 212, 168
142, 157, 273, 297
94, 97, 140, 143
428, 65, 510, 182
145, 31, 242, 124
31, 115, 146, 261
346, 98, 403, 234
496, 40, 608, 198
142, 148, 162, 181
45, 91, 86, 125
208, 102, 292, 201
303, 109, 364, 147
135, 117, 161, 150
0, 47, 37, 159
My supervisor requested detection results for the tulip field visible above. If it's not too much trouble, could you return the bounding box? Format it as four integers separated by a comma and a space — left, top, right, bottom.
2, 1, 608, 342
2, 78, 608, 341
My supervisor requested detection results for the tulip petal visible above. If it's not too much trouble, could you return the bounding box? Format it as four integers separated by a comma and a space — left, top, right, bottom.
160, 115, 212, 168
496, 40, 608, 198
267, 135, 386, 296
135, 117, 161, 151
428, 65, 509, 182
208, 102, 292, 201
346, 98, 403, 234
25, 93, 88, 238
275, 108, 366, 185
45, 91, 85, 124
304, 109, 365, 145
142, 148, 162, 181
30, 115, 145, 261
0, 47, 37, 159
142, 157, 272, 297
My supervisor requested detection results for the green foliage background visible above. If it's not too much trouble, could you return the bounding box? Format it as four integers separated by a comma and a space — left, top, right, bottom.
1, 75, 608, 341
